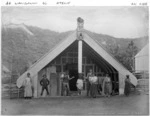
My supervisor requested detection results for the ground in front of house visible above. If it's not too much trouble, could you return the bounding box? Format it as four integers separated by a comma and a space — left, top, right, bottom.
1, 93, 149, 115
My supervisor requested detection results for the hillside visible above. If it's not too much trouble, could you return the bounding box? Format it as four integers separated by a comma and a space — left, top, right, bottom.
85, 30, 148, 54
2, 24, 73, 74
2, 24, 149, 75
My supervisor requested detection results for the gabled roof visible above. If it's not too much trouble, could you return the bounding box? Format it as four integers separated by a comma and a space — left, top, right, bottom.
17, 30, 137, 88
83, 32, 137, 86
17, 31, 76, 88
135, 43, 149, 58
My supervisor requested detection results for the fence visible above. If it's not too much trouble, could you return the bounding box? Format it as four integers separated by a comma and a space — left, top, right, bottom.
133, 70, 149, 94
2, 74, 24, 99
133, 70, 149, 79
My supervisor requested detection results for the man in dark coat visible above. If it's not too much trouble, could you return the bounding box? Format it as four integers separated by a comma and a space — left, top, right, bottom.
40, 75, 50, 96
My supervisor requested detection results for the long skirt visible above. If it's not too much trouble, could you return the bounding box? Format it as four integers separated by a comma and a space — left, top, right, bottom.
124, 82, 131, 96
86, 81, 91, 96
62, 82, 70, 96
90, 83, 97, 98
24, 85, 32, 97
104, 83, 111, 95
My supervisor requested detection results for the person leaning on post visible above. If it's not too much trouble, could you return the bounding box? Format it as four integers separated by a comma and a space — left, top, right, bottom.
61, 71, 75, 96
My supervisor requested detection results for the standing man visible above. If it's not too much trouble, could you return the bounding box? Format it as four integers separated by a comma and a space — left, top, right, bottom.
40, 74, 50, 96
85, 69, 94, 96
62, 71, 75, 96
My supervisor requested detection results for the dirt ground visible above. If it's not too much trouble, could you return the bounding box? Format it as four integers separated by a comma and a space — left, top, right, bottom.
1, 94, 149, 115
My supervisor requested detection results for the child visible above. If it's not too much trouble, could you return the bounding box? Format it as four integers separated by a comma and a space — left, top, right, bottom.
76, 77, 83, 95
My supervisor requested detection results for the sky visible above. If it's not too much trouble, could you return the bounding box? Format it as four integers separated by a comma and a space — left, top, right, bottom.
2, 6, 149, 38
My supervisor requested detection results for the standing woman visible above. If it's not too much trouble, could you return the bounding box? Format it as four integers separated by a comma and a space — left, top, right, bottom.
103, 74, 112, 97
86, 69, 94, 96
23, 73, 33, 99
124, 75, 131, 96
89, 75, 98, 98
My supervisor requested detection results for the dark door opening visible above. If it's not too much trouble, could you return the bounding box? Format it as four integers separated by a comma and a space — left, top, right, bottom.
66, 63, 78, 91
69, 69, 78, 91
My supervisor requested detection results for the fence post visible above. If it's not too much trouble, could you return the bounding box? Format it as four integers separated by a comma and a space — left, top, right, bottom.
10, 75, 11, 99
17, 73, 20, 98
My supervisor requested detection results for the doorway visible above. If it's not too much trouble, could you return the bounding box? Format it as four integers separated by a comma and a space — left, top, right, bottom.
66, 63, 78, 91
69, 69, 78, 91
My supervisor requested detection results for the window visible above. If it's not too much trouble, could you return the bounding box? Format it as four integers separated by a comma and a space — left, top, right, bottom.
86, 58, 91, 64
62, 57, 66, 64
68, 52, 74, 57
56, 58, 61, 64
51, 60, 56, 65
63, 65, 67, 72
56, 65, 61, 73
68, 58, 73, 63
83, 58, 86, 64
74, 52, 78, 57
74, 57, 78, 63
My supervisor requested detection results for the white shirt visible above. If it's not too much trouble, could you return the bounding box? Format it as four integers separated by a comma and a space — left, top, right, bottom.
76, 79, 83, 89
89, 76, 98, 83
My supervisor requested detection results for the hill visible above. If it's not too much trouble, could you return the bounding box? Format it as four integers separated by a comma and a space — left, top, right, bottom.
2, 24, 149, 75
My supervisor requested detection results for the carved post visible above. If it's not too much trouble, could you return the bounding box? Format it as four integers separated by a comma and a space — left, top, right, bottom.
78, 40, 83, 74
77, 17, 84, 79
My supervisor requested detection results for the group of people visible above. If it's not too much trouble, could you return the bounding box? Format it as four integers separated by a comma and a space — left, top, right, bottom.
60, 69, 113, 98
85, 69, 112, 98
23, 69, 131, 99
23, 73, 50, 99
86, 69, 131, 98
61, 69, 131, 98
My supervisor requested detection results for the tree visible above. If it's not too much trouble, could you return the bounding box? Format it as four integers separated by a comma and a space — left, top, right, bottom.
112, 41, 138, 72
125, 41, 138, 72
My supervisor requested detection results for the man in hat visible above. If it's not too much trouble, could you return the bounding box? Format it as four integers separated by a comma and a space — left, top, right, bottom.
40, 74, 50, 96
